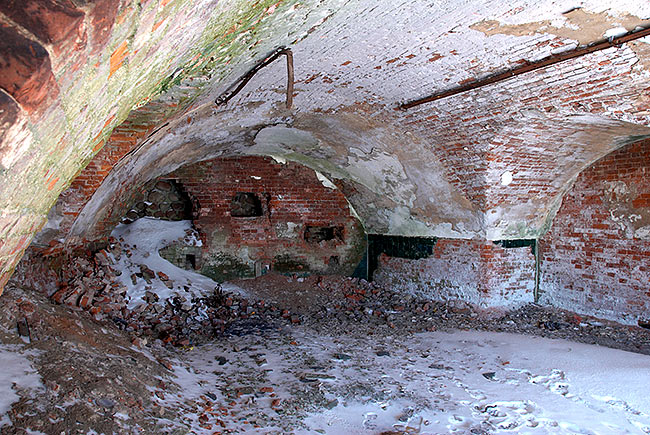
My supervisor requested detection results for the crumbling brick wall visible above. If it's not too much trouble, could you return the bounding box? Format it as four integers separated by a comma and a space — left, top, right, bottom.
168, 156, 366, 281
120, 179, 192, 224
539, 138, 650, 325
373, 239, 535, 308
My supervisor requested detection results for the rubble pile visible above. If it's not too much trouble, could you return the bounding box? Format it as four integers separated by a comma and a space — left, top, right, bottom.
40, 244, 650, 356
312, 276, 650, 355
3, 243, 650, 433
39, 242, 298, 347
50, 249, 127, 315
225, 274, 650, 355
0, 284, 180, 434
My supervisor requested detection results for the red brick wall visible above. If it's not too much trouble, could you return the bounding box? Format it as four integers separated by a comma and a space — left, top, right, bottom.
33, 102, 175, 254
540, 138, 650, 325
403, 42, 648, 214
374, 239, 535, 307
169, 156, 365, 279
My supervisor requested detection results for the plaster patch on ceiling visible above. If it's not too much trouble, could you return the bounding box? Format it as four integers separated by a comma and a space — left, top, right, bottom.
254, 125, 320, 151
383, 206, 476, 239
386, 206, 440, 237
629, 40, 650, 70
485, 200, 540, 240
563, 113, 634, 127
345, 150, 417, 208
251, 125, 417, 207
471, 9, 650, 45
603, 27, 629, 39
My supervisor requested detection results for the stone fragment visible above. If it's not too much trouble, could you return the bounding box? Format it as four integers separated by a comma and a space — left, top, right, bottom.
325, 399, 338, 409
155, 180, 172, 191
96, 398, 115, 409
333, 352, 351, 360
482, 372, 496, 380
139, 265, 155, 283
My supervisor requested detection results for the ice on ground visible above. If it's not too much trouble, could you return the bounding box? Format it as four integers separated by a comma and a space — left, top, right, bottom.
110, 218, 222, 308
159, 328, 650, 434
0, 344, 43, 427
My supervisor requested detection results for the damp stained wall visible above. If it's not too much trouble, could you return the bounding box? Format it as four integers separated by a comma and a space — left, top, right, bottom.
540, 138, 650, 325
165, 156, 366, 281
2, 0, 650, 306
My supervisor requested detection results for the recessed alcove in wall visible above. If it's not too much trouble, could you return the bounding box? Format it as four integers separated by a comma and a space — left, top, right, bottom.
230, 192, 263, 217
304, 225, 344, 243
131, 156, 368, 282
120, 179, 193, 224
539, 137, 650, 325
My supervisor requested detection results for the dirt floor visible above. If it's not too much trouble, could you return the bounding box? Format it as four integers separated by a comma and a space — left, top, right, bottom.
1, 269, 650, 434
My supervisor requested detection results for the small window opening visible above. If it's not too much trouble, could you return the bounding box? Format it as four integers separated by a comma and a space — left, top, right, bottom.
185, 254, 196, 270
305, 225, 343, 243
230, 192, 263, 217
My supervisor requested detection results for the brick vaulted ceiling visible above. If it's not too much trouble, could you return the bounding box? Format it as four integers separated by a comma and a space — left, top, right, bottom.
1, 0, 650, 288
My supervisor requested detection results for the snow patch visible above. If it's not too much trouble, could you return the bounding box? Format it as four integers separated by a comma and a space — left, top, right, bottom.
110, 218, 217, 308
0, 345, 43, 428
159, 328, 650, 433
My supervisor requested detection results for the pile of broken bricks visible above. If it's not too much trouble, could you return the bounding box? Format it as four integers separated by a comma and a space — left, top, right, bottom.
46, 247, 300, 347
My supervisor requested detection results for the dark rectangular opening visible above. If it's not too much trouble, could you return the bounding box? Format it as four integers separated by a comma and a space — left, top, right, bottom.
492, 239, 536, 254
185, 254, 196, 270
304, 225, 343, 243
367, 234, 437, 280
230, 192, 263, 217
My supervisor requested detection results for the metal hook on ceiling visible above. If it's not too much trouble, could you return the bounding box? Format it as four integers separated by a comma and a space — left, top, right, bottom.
215, 46, 294, 109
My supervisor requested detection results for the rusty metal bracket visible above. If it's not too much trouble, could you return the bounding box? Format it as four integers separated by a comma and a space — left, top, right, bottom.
398, 25, 650, 110
215, 46, 294, 109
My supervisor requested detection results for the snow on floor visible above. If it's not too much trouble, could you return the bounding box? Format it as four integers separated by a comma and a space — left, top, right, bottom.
158, 327, 650, 434
0, 343, 43, 428
110, 218, 248, 308
106, 217, 650, 433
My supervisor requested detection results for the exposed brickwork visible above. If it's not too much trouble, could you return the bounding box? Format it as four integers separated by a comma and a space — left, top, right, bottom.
2, 0, 650, 300
374, 239, 535, 308
0, 0, 84, 46
540, 138, 650, 325
42, 102, 174, 252
169, 156, 365, 279
404, 44, 650, 217
0, 91, 19, 145
0, 0, 311, 294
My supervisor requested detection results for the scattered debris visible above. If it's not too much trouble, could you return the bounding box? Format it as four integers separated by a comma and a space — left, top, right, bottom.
2, 219, 650, 433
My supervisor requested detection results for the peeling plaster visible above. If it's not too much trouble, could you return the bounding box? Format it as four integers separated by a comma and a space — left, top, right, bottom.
315, 171, 337, 190
471, 9, 650, 45
64, 109, 650, 244
501, 171, 513, 186
26, 0, 650, 257
0, 117, 32, 171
